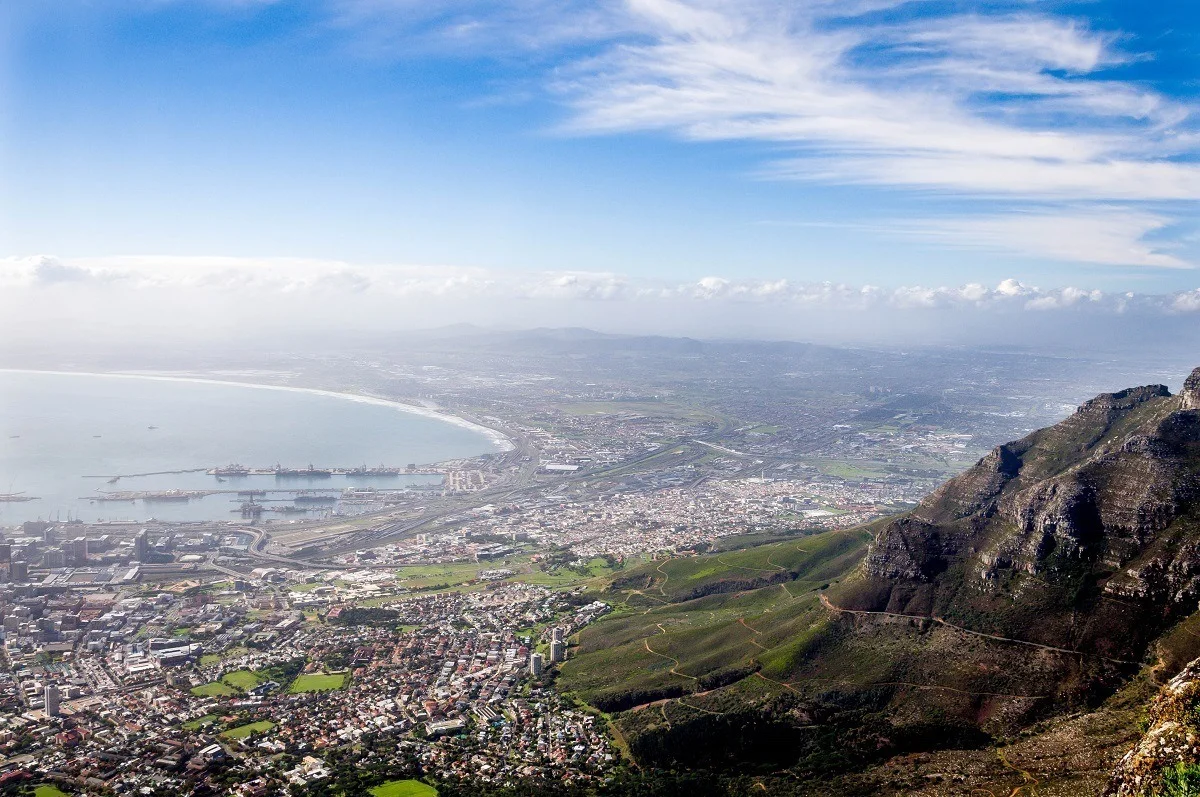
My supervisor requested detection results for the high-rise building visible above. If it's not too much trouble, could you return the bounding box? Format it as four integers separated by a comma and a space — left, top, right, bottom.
0, 543, 11, 563
530, 652, 544, 676
134, 530, 150, 563
70, 537, 88, 566
549, 640, 565, 663
10, 560, 28, 582
43, 684, 59, 716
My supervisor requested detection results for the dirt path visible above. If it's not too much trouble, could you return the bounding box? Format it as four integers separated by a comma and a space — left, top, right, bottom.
754, 671, 802, 694
997, 746, 1039, 797
789, 675, 1046, 700
739, 617, 770, 651
655, 560, 671, 597
643, 623, 698, 681
716, 553, 787, 574
627, 687, 719, 713
819, 594, 1141, 667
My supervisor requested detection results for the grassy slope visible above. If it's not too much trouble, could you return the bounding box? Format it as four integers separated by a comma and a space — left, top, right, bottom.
561, 529, 869, 710
561, 523, 1172, 782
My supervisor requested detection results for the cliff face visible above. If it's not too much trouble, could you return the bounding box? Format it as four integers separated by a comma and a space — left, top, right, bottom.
851, 368, 1200, 658
1105, 657, 1200, 797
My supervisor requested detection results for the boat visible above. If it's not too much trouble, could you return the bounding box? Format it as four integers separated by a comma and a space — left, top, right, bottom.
209, 464, 250, 477
274, 464, 332, 478
293, 495, 337, 504
142, 490, 192, 502
346, 465, 402, 478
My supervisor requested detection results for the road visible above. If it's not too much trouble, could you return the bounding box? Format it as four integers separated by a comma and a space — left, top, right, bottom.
819, 593, 1142, 667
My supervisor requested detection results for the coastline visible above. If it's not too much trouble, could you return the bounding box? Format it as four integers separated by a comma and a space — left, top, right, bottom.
0, 368, 515, 453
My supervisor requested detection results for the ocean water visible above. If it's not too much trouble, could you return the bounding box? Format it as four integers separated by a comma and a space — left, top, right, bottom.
0, 371, 503, 525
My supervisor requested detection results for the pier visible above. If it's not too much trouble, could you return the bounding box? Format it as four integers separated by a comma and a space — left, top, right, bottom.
205, 464, 446, 477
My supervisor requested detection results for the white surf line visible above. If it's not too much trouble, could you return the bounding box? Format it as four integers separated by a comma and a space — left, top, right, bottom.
0, 368, 514, 452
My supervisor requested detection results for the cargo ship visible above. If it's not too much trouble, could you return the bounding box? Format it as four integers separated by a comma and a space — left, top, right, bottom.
274, 464, 333, 478
271, 505, 312, 514
142, 490, 193, 502
345, 465, 403, 478
208, 464, 250, 477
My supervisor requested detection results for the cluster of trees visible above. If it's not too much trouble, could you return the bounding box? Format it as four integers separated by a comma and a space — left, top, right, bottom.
329, 607, 403, 627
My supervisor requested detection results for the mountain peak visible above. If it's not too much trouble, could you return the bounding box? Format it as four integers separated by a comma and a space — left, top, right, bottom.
1182, 366, 1200, 410
850, 370, 1200, 661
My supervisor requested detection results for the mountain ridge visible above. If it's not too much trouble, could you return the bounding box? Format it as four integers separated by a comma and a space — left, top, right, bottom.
836, 368, 1200, 665
558, 366, 1200, 793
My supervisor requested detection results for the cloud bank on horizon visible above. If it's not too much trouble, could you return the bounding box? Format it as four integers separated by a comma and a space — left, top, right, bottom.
16, 251, 1199, 312
5, 253, 1200, 351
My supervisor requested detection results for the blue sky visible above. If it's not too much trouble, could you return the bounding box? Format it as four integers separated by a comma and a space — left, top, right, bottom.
1, 0, 1200, 343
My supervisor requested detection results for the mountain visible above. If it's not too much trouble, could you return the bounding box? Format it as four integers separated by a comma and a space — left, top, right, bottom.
560, 367, 1200, 793
841, 368, 1200, 662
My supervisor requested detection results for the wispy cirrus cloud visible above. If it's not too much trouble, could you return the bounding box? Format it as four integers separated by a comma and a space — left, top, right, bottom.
898, 207, 1188, 269
318, 0, 1198, 268
557, 3, 1195, 198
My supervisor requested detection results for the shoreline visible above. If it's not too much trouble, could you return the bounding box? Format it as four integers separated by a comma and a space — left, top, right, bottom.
0, 368, 515, 453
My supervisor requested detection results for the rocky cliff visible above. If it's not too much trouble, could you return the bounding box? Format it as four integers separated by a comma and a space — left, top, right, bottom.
1105, 656, 1200, 796
845, 367, 1200, 661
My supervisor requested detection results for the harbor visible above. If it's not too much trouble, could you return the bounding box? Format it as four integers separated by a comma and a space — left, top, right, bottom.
206, 463, 446, 478
0, 370, 502, 525
66, 476, 449, 524
81, 486, 435, 503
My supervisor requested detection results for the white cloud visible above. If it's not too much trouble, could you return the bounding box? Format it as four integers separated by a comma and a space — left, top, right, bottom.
900, 207, 1190, 268
1171, 290, 1200, 313
524, 272, 629, 300
541, 1, 1196, 266
889, 15, 1125, 75
149, 1, 1200, 270
554, 2, 1193, 196
6, 253, 1200, 350
8, 254, 1199, 318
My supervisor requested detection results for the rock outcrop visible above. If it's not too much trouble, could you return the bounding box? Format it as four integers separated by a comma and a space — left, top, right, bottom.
1182, 368, 1200, 411
1105, 656, 1200, 796
849, 367, 1200, 658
